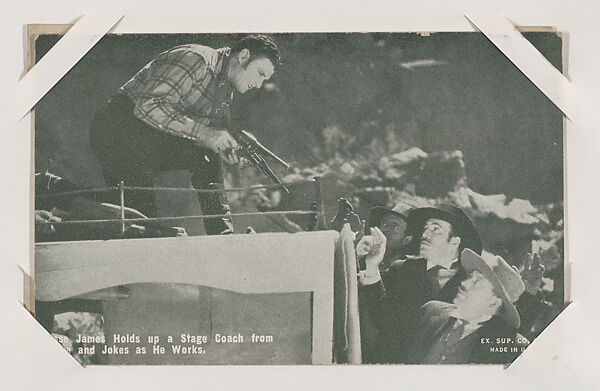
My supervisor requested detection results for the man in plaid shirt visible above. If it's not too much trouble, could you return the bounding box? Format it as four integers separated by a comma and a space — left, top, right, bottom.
89, 35, 280, 235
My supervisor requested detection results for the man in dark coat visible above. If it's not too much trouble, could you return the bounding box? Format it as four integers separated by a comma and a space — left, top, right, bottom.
407, 249, 529, 364
358, 203, 544, 364
358, 203, 483, 363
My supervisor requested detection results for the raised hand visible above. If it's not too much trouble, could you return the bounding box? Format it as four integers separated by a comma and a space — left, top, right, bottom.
521, 252, 546, 295
356, 234, 374, 258
361, 227, 387, 270
327, 198, 360, 233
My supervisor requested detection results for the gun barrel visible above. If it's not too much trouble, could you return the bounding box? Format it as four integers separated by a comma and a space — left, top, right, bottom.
240, 130, 290, 169
253, 153, 290, 194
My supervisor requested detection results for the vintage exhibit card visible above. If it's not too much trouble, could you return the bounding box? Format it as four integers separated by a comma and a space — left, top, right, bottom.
30, 28, 565, 366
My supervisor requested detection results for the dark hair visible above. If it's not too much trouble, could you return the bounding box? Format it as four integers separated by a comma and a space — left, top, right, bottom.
444, 222, 466, 253
447, 223, 455, 240
231, 34, 281, 69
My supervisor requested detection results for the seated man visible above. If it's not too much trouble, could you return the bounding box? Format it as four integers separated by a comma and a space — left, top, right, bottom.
407, 249, 529, 364
357, 203, 483, 363
357, 203, 544, 363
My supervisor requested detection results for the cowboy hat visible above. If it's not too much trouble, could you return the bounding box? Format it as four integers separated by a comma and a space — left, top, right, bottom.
407, 203, 483, 255
461, 248, 525, 329
368, 202, 413, 227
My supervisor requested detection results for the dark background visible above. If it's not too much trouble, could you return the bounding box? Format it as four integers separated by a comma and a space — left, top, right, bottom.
35, 32, 563, 204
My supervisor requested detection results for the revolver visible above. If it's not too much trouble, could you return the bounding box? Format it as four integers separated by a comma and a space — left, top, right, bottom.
231, 129, 291, 194
215, 101, 291, 193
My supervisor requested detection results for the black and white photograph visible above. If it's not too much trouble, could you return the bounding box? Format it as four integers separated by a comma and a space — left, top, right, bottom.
32, 30, 565, 366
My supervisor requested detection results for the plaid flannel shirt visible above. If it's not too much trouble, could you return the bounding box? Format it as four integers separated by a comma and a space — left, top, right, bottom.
121, 44, 233, 141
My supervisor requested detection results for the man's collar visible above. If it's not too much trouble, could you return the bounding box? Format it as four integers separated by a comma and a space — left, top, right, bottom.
426, 257, 458, 271
216, 47, 232, 84
448, 306, 490, 329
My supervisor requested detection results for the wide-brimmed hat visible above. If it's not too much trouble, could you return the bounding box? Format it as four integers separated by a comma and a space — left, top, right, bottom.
368, 202, 413, 227
461, 249, 525, 329
407, 203, 482, 255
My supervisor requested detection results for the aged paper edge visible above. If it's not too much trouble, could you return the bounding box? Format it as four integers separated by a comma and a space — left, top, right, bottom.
24, 23, 568, 366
